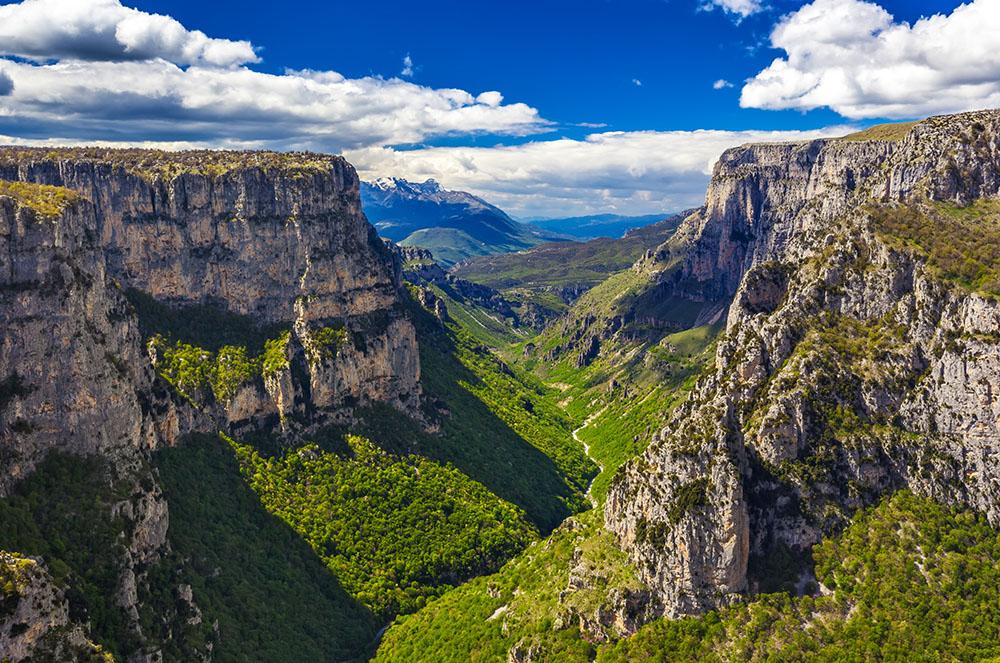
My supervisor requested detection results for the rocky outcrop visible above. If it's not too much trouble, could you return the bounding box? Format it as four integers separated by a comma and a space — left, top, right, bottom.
640, 110, 1000, 305
606, 110, 1000, 618
0, 552, 108, 662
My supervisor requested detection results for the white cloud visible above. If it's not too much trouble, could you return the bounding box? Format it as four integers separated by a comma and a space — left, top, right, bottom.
401, 54, 414, 77
476, 91, 503, 107
741, 0, 1000, 119
703, 0, 764, 18
632, 79, 643, 87
0, 0, 258, 67
0, 1, 548, 150
0, 0, 864, 219
713, 79, 734, 90
0, 58, 547, 150
346, 125, 853, 217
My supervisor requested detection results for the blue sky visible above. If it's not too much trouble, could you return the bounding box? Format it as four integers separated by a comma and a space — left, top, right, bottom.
0, 0, 995, 216
137, 0, 946, 138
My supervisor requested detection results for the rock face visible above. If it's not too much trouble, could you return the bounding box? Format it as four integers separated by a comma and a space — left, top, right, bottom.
0, 148, 422, 428
0, 149, 424, 658
605, 110, 1000, 618
0, 192, 173, 492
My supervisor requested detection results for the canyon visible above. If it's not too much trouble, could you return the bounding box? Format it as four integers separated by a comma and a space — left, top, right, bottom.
2, 109, 999, 662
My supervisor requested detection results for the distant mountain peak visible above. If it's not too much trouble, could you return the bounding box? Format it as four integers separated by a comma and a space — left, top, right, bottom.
360, 176, 565, 266
371, 176, 404, 190
369, 176, 443, 196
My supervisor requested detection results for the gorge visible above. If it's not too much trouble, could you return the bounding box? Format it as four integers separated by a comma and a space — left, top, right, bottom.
2, 109, 1000, 662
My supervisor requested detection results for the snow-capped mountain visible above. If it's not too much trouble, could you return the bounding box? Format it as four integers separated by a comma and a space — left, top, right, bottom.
360, 178, 566, 266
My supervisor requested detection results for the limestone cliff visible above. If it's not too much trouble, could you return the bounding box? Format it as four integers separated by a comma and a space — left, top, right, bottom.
605, 110, 1000, 619
0, 148, 421, 429
0, 183, 196, 660
0, 189, 171, 491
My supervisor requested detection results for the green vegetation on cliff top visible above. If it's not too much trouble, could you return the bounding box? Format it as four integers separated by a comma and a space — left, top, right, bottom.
839, 120, 919, 142
0, 146, 339, 181
0, 179, 80, 218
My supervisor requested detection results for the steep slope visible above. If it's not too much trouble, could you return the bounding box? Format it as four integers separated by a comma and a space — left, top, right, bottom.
1, 147, 611, 663
375, 490, 1000, 662
605, 110, 1000, 619
451, 212, 688, 327
602, 492, 1000, 661
361, 178, 562, 266
0, 180, 215, 659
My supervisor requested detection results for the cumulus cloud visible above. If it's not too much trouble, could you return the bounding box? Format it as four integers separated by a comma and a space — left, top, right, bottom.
401, 54, 414, 77
0, 0, 547, 150
741, 0, 1000, 119
702, 0, 764, 18
345, 125, 853, 217
0, 0, 861, 218
0, 0, 258, 67
476, 91, 503, 107
713, 79, 734, 90
632, 79, 643, 87
0, 59, 546, 149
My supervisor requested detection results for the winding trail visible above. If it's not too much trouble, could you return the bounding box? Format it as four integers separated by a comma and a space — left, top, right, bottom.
573, 408, 606, 506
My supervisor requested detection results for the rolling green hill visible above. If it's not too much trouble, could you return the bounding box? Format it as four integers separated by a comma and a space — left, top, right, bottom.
450, 211, 689, 324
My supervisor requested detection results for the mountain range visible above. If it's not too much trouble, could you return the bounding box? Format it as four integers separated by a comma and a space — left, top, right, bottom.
361, 177, 566, 266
